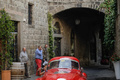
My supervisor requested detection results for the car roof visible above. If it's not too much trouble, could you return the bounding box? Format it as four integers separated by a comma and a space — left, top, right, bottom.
49, 56, 79, 63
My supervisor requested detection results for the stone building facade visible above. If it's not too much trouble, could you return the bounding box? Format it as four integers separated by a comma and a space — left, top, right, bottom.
0, 0, 48, 74
2, 0, 117, 74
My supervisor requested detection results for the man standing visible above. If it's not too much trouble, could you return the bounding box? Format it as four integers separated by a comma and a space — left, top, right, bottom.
19, 47, 30, 78
35, 46, 43, 76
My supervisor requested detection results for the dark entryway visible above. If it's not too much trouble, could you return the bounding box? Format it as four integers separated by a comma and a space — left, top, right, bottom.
71, 30, 75, 56
54, 38, 61, 56
90, 34, 96, 62
53, 7, 104, 65
54, 22, 62, 56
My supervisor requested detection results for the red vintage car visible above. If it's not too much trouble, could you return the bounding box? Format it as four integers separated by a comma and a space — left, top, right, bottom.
36, 56, 87, 80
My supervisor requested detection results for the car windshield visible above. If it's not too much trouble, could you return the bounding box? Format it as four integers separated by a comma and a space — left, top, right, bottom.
48, 59, 79, 70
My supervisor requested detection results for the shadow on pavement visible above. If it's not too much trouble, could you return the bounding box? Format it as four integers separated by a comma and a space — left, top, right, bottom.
96, 77, 116, 80
83, 65, 115, 80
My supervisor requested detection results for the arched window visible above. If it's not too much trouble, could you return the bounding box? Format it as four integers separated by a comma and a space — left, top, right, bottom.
11, 21, 19, 62
54, 22, 61, 34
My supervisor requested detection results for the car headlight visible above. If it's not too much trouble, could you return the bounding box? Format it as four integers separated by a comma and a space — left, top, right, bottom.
57, 78, 66, 80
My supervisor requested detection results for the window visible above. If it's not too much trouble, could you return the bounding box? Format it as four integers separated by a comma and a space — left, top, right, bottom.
48, 59, 79, 70
54, 22, 61, 34
11, 21, 19, 62
28, 4, 33, 25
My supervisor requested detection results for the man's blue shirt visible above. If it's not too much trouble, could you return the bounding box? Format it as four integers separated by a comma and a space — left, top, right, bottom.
35, 49, 43, 60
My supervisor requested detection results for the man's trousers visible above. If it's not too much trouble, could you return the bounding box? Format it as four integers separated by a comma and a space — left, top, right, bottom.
35, 59, 42, 76
24, 62, 30, 77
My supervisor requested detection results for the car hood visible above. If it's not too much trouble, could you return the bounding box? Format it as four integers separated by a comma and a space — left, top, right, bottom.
36, 68, 86, 80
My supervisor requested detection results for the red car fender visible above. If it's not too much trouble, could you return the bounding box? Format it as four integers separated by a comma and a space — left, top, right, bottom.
35, 78, 42, 80
82, 72, 87, 78
78, 78, 86, 80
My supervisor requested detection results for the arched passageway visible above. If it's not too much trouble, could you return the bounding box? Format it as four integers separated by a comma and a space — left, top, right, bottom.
53, 8, 105, 66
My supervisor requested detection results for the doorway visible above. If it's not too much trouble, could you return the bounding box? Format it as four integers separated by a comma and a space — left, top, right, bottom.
11, 21, 19, 62
90, 35, 96, 62
54, 38, 61, 56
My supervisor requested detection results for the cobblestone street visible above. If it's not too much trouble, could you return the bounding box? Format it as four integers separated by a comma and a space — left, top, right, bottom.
23, 65, 115, 80
84, 66, 115, 80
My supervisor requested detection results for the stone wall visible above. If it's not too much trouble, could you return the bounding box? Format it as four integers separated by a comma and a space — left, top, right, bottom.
48, 0, 105, 15
0, 0, 48, 74
0, 0, 107, 74
82, 0, 104, 9
116, 15, 120, 56
54, 18, 71, 56
48, 0, 78, 14
116, 1, 120, 56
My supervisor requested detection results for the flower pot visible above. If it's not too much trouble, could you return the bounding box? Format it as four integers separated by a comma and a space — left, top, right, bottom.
112, 61, 120, 79
1, 70, 11, 80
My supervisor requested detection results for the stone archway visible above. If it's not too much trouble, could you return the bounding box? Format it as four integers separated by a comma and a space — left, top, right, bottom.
52, 7, 105, 66
47, 0, 105, 66
48, 0, 105, 15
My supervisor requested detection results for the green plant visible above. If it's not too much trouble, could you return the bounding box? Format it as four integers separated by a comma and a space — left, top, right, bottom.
110, 53, 120, 62
47, 12, 55, 59
0, 9, 15, 70
99, 0, 117, 53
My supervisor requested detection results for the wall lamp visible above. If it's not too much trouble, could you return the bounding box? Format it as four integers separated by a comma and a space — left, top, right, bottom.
75, 19, 80, 25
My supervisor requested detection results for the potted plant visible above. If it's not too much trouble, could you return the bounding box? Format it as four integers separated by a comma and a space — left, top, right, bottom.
0, 9, 15, 80
110, 53, 120, 79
